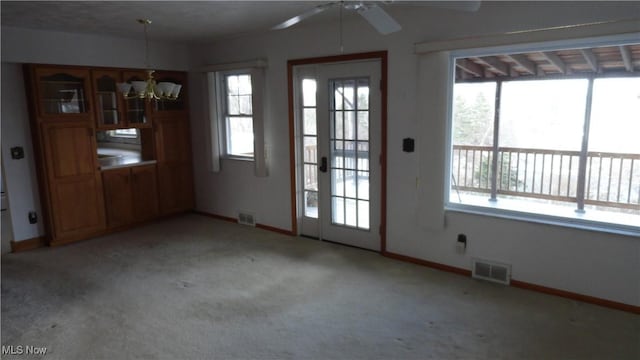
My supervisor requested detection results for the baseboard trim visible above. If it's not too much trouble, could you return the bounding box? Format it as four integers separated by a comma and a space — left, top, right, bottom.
256, 223, 295, 236
383, 251, 472, 276
193, 211, 294, 236
382, 250, 639, 314
10, 236, 46, 252
510, 280, 640, 314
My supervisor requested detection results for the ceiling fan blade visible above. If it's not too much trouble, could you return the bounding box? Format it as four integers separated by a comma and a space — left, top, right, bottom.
272, 2, 337, 30
357, 4, 402, 35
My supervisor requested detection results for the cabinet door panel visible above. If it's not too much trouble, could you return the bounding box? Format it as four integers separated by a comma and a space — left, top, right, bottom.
155, 117, 190, 163
157, 163, 194, 214
44, 124, 95, 178
103, 168, 134, 228
53, 179, 104, 234
131, 165, 159, 222
41, 122, 106, 241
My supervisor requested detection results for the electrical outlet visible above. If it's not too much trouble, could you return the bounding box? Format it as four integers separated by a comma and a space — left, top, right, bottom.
28, 211, 38, 224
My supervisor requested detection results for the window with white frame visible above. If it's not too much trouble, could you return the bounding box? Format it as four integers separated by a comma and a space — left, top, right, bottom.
448, 41, 640, 234
206, 61, 267, 176
219, 72, 254, 159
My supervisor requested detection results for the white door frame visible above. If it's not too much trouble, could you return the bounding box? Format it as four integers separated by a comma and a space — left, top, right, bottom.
287, 51, 388, 252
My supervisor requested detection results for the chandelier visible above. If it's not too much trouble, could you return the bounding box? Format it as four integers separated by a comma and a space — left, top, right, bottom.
116, 19, 181, 101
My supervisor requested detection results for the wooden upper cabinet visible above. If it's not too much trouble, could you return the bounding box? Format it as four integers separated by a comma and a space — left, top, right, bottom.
151, 71, 188, 116
34, 67, 93, 120
91, 70, 125, 130
121, 70, 152, 128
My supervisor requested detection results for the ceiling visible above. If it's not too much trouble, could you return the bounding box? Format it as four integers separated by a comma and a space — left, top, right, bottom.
456, 44, 640, 81
0, 1, 480, 44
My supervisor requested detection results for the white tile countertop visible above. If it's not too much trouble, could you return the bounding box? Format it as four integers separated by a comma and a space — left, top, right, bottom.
97, 147, 156, 170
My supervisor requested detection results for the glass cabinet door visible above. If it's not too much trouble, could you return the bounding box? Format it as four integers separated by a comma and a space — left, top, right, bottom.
152, 71, 187, 115
92, 70, 124, 129
121, 71, 151, 127
36, 68, 91, 118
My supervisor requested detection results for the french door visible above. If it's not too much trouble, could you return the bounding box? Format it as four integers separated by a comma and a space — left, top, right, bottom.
296, 60, 381, 251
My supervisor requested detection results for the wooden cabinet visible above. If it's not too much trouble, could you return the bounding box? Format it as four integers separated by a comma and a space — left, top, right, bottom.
40, 122, 106, 242
26, 64, 192, 246
103, 164, 159, 228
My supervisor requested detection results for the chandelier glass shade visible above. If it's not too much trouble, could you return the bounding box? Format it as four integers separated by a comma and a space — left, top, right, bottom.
116, 19, 181, 101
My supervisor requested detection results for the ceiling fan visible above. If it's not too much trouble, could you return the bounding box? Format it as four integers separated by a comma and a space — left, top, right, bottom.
272, 1, 482, 36
272, 1, 402, 35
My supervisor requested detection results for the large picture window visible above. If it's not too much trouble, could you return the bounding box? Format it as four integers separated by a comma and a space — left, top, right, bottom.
448, 42, 640, 234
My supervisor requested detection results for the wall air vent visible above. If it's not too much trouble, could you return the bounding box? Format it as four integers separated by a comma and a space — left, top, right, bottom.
237, 212, 256, 227
472, 258, 511, 285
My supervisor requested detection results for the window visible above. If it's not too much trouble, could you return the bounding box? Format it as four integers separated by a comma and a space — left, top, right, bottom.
221, 73, 254, 158
206, 60, 267, 175
110, 128, 138, 138
448, 43, 640, 234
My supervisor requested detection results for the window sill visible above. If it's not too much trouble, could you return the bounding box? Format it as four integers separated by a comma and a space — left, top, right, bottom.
222, 156, 254, 162
445, 196, 639, 238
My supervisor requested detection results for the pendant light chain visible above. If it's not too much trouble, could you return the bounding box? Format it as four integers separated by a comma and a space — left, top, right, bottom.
143, 20, 150, 69
339, 2, 344, 53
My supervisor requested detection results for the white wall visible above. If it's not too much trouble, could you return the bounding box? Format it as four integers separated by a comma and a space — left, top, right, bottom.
0, 26, 189, 242
189, 2, 640, 306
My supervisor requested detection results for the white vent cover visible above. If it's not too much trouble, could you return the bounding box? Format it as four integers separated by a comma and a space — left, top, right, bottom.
237, 212, 256, 226
472, 258, 511, 285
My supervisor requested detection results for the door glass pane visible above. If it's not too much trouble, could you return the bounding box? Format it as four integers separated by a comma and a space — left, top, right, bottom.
330, 77, 370, 229
96, 75, 119, 126
304, 165, 318, 191
305, 191, 318, 218
332, 196, 345, 225
358, 200, 370, 229
303, 136, 317, 163
345, 198, 357, 226
303, 109, 316, 135
303, 79, 317, 107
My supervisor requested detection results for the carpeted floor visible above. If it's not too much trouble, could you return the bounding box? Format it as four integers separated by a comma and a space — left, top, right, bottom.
2, 214, 638, 359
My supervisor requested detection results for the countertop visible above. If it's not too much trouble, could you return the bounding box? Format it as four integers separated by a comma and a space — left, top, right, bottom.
97, 147, 156, 170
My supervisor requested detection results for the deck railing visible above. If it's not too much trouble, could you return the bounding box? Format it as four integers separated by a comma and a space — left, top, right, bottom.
452, 145, 640, 210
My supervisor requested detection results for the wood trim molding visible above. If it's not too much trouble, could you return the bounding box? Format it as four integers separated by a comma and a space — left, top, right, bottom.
10, 237, 46, 253
383, 250, 639, 314
383, 251, 472, 276
287, 51, 388, 252
510, 280, 640, 315
193, 211, 294, 236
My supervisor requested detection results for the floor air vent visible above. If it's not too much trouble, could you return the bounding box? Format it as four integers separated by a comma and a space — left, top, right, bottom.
472, 258, 511, 285
238, 212, 256, 226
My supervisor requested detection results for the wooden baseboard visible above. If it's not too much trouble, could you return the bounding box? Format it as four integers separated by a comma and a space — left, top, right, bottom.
510, 280, 640, 314
383, 251, 472, 276
10, 237, 46, 252
193, 210, 294, 236
383, 250, 639, 314
256, 223, 295, 236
